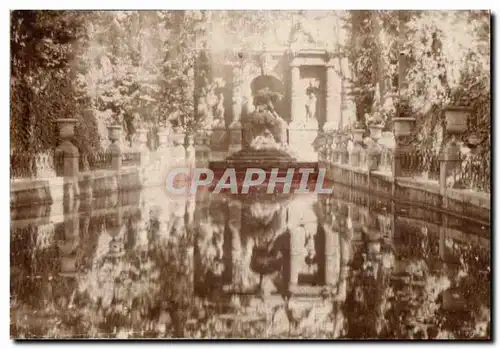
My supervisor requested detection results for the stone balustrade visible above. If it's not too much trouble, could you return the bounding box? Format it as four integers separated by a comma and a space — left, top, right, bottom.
10, 122, 191, 209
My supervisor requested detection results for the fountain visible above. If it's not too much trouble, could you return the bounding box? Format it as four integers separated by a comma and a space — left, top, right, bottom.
209, 74, 319, 182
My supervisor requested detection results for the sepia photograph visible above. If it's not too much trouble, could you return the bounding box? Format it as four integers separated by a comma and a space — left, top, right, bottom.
9, 9, 491, 340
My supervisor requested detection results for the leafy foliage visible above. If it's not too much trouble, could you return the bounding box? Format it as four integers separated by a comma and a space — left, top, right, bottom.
10, 10, 100, 156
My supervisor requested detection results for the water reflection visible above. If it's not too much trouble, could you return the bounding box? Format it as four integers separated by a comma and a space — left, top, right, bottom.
10, 187, 490, 339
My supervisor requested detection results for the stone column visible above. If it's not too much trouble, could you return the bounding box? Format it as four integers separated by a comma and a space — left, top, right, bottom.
229, 62, 243, 154
324, 57, 342, 132
392, 119, 415, 184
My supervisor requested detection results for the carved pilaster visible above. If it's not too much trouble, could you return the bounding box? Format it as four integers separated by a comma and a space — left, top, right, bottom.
324, 61, 341, 131
290, 64, 301, 125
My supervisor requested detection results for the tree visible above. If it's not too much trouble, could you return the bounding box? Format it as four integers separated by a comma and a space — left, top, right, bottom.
10, 10, 100, 159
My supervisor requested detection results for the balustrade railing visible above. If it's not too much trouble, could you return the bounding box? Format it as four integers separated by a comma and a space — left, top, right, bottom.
460, 153, 490, 192
81, 152, 113, 171
122, 151, 141, 167
319, 132, 490, 193
399, 149, 440, 180
11, 151, 59, 179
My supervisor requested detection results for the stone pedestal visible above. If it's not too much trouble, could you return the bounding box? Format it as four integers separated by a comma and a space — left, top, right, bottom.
349, 129, 365, 167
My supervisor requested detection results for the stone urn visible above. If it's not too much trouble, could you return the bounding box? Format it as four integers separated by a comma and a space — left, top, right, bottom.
443, 106, 471, 134
392, 117, 416, 137
368, 125, 384, 142
107, 125, 122, 142
56, 118, 78, 139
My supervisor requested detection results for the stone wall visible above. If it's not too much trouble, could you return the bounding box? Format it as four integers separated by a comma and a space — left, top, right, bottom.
322, 162, 490, 226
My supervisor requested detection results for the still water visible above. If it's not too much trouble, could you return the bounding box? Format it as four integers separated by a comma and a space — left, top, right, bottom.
10, 185, 490, 339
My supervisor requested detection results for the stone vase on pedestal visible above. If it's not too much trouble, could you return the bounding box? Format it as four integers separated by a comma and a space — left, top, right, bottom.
107, 125, 122, 171
55, 118, 79, 177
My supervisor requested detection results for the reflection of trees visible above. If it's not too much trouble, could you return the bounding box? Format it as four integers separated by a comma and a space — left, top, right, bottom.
11, 194, 490, 339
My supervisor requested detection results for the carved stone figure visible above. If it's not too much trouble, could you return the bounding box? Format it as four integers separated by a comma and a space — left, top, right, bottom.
241, 87, 287, 150
305, 85, 317, 121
